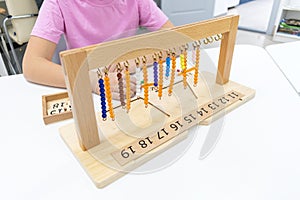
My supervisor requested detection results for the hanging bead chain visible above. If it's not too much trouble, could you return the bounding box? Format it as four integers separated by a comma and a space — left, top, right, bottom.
104, 68, 115, 120
168, 51, 176, 96
153, 54, 158, 87
124, 61, 131, 112
142, 56, 149, 107
192, 47, 196, 65
180, 48, 185, 71
97, 69, 107, 121
181, 46, 188, 89
165, 50, 171, 79
158, 52, 163, 99
135, 58, 142, 97
116, 64, 125, 108
183, 45, 188, 70
194, 41, 200, 87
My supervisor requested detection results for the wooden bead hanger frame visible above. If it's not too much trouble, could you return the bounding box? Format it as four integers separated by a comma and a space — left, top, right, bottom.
59, 15, 255, 188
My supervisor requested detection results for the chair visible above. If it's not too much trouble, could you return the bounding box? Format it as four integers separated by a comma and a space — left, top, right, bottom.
2, 0, 38, 74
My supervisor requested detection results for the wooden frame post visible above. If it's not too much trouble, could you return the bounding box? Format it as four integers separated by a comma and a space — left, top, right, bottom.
217, 15, 239, 84
61, 50, 100, 150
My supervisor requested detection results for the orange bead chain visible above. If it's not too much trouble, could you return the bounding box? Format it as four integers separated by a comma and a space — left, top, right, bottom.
194, 46, 200, 86
158, 54, 163, 99
182, 49, 188, 89
125, 64, 131, 112
142, 57, 149, 107
168, 52, 176, 96
104, 72, 115, 120
184, 49, 187, 69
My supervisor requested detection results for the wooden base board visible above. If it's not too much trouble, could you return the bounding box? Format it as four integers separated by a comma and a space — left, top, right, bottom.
197, 72, 255, 124
60, 124, 188, 188
60, 72, 255, 188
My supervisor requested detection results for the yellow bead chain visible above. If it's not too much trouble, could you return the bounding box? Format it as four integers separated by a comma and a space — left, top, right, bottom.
180, 53, 185, 70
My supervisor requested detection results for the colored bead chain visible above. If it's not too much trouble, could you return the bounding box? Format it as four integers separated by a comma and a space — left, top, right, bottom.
142, 57, 149, 107
168, 52, 176, 96
192, 49, 196, 65
117, 65, 125, 108
104, 70, 115, 120
194, 45, 200, 86
153, 55, 158, 87
158, 53, 163, 99
182, 48, 188, 89
97, 69, 107, 120
125, 62, 131, 112
135, 58, 142, 97
180, 53, 185, 71
182, 69, 187, 89
165, 51, 171, 79
183, 48, 188, 70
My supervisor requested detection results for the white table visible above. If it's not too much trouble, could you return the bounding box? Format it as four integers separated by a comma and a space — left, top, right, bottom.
266, 41, 300, 96
1, 45, 300, 200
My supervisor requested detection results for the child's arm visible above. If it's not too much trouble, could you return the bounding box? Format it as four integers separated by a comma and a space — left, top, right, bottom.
23, 36, 136, 98
23, 19, 173, 94
23, 36, 66, 88
161, 20, 174, 29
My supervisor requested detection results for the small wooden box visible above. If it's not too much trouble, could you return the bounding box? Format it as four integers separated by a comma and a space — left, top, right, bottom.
42, 92, 73, 124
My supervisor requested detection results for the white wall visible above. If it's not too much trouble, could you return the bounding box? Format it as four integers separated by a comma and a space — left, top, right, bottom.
288, 0, 300, 7
161, 0, 230, 26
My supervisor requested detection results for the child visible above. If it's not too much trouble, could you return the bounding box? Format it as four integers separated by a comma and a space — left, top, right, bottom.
23, 0, 173, 97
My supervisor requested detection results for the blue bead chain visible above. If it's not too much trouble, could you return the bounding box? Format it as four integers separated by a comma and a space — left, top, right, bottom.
98, 78, 107, 120
153, 61, 158, 87
166, 56, 171, 78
